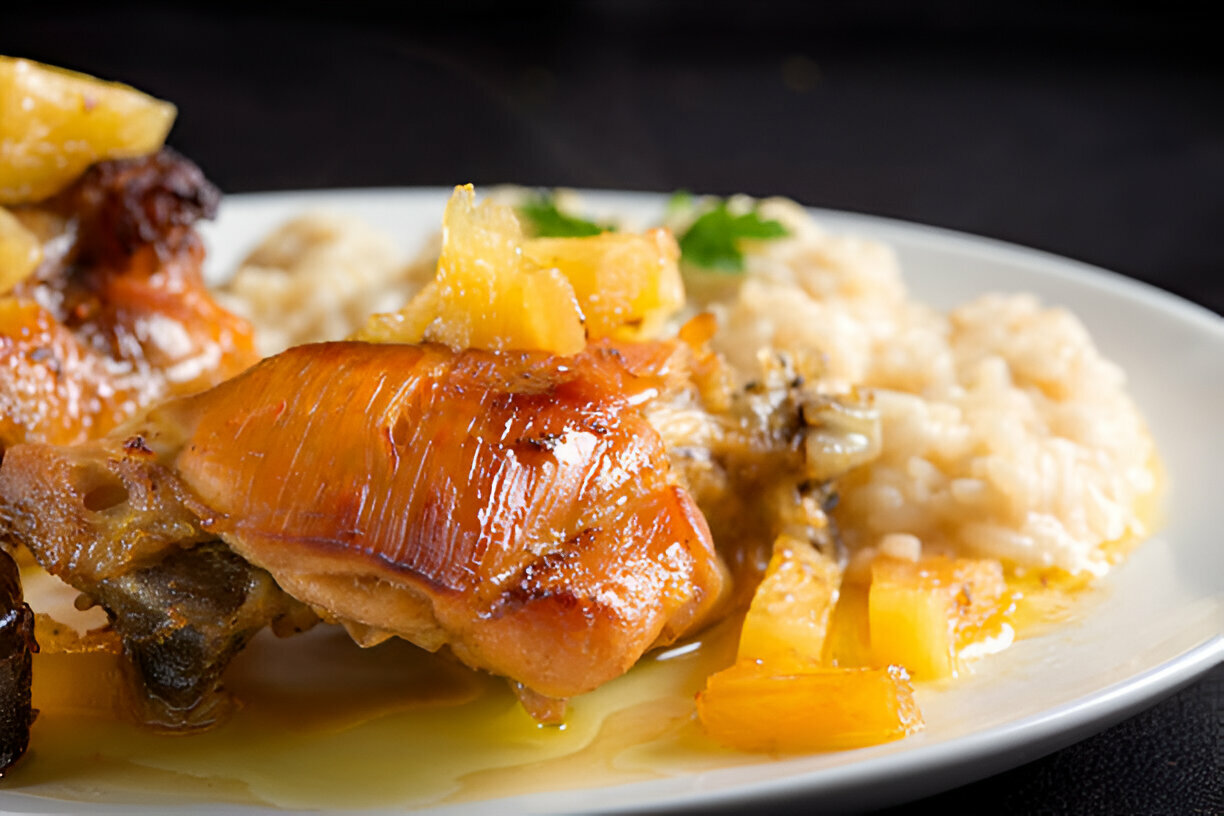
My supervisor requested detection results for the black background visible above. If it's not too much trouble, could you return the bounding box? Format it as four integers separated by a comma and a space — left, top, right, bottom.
4, 2, 1222, 813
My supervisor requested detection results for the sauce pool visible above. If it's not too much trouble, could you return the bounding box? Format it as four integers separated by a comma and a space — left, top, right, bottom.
5, 562, 1103, 809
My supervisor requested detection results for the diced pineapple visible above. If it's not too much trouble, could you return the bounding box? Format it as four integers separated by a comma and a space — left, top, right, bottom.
524, 228, 683, 341
869, 572, 953, 679
696, 660, 923, 753
822, 580, 873, 667
0, 57, 176, 204
0, 206, 41, 293
737, 534, 841, 668
356, 185, 586, 354
357, 186, 686, 355
431, 185, 586, 353
700, 538, 927, 755
868, 555, 1008, 680
356, 282, 444, 345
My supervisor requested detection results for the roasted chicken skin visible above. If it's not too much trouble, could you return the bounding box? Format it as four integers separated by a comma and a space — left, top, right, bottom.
1, 149, 257, 456
1, 340, 727, 710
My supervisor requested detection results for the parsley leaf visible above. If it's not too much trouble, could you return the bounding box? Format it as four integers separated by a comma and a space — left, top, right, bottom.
676, 199, 789, 272
518, 193, 612, 238
665, 190, 695, 216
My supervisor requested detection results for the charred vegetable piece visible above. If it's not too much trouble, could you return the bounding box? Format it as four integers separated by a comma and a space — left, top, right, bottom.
0, 548, 36, 775
92, 542, 303, 730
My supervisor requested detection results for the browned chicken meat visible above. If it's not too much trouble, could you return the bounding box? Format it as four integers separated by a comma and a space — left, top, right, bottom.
0, 296, 882, 729
0, 149, 266, 734
1, 148, 258, 457
1, 339, 733, 723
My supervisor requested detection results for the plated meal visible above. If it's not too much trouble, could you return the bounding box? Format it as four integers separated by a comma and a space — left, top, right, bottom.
2, 57, 1210, 811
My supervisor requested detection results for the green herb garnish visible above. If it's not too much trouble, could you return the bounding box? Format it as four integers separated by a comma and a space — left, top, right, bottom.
676, 199, 789, 272
665, 190, 695, 216
518, 193, 612, 238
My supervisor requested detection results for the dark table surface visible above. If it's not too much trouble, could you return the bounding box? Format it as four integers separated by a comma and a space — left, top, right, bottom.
5, 3, 1222, 814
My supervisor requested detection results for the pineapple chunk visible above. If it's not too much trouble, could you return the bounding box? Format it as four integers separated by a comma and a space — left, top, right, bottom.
700, 536, 926, 754
822, 580, 873, 667
425, 185, 585, 354
696, 661, 923, 753
357, 185, 585, 354
737, 534, 841, 668
0, 57, 175, 204
869, 574, 952, 679
357, 186, 685, 355
0, 206, 41, 293
524, 228, 683, 342
868, 555, 1008, 680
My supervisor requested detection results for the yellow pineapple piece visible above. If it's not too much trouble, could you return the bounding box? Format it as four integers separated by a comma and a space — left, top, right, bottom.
356, 185, 586, 354
822, 580, 873, 667
869, 573, 952, 679
427, 185, 584, 354
737, 534, 841, 668
356, 282, 443, 345
524, 228, 683, 341
868, 555, 1008, 680
698, 535, 926, 754
696, 660, 923, 753
0, 57, 176, 204
357, 186, 686, 355
0, 206, 42, 293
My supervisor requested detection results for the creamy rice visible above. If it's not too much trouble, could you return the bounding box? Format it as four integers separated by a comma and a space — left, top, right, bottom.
228, 196, 1155, 578
710, 199, 1155, 576
220, 212, 435, 357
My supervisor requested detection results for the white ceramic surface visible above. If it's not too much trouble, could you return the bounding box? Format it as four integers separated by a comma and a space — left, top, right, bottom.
3, 189, 1220, 814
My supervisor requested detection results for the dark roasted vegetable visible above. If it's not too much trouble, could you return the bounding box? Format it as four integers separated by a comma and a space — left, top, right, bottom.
92, 542, 307, 730
0, 548, 35, 775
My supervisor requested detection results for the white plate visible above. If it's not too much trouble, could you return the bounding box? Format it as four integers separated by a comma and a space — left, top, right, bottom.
4, 189, 1221, 814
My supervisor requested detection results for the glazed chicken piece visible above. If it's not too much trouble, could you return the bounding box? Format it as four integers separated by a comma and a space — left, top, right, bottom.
0, 340, 727, 721
0, 430, 311, 730
1, 148, 257, 457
